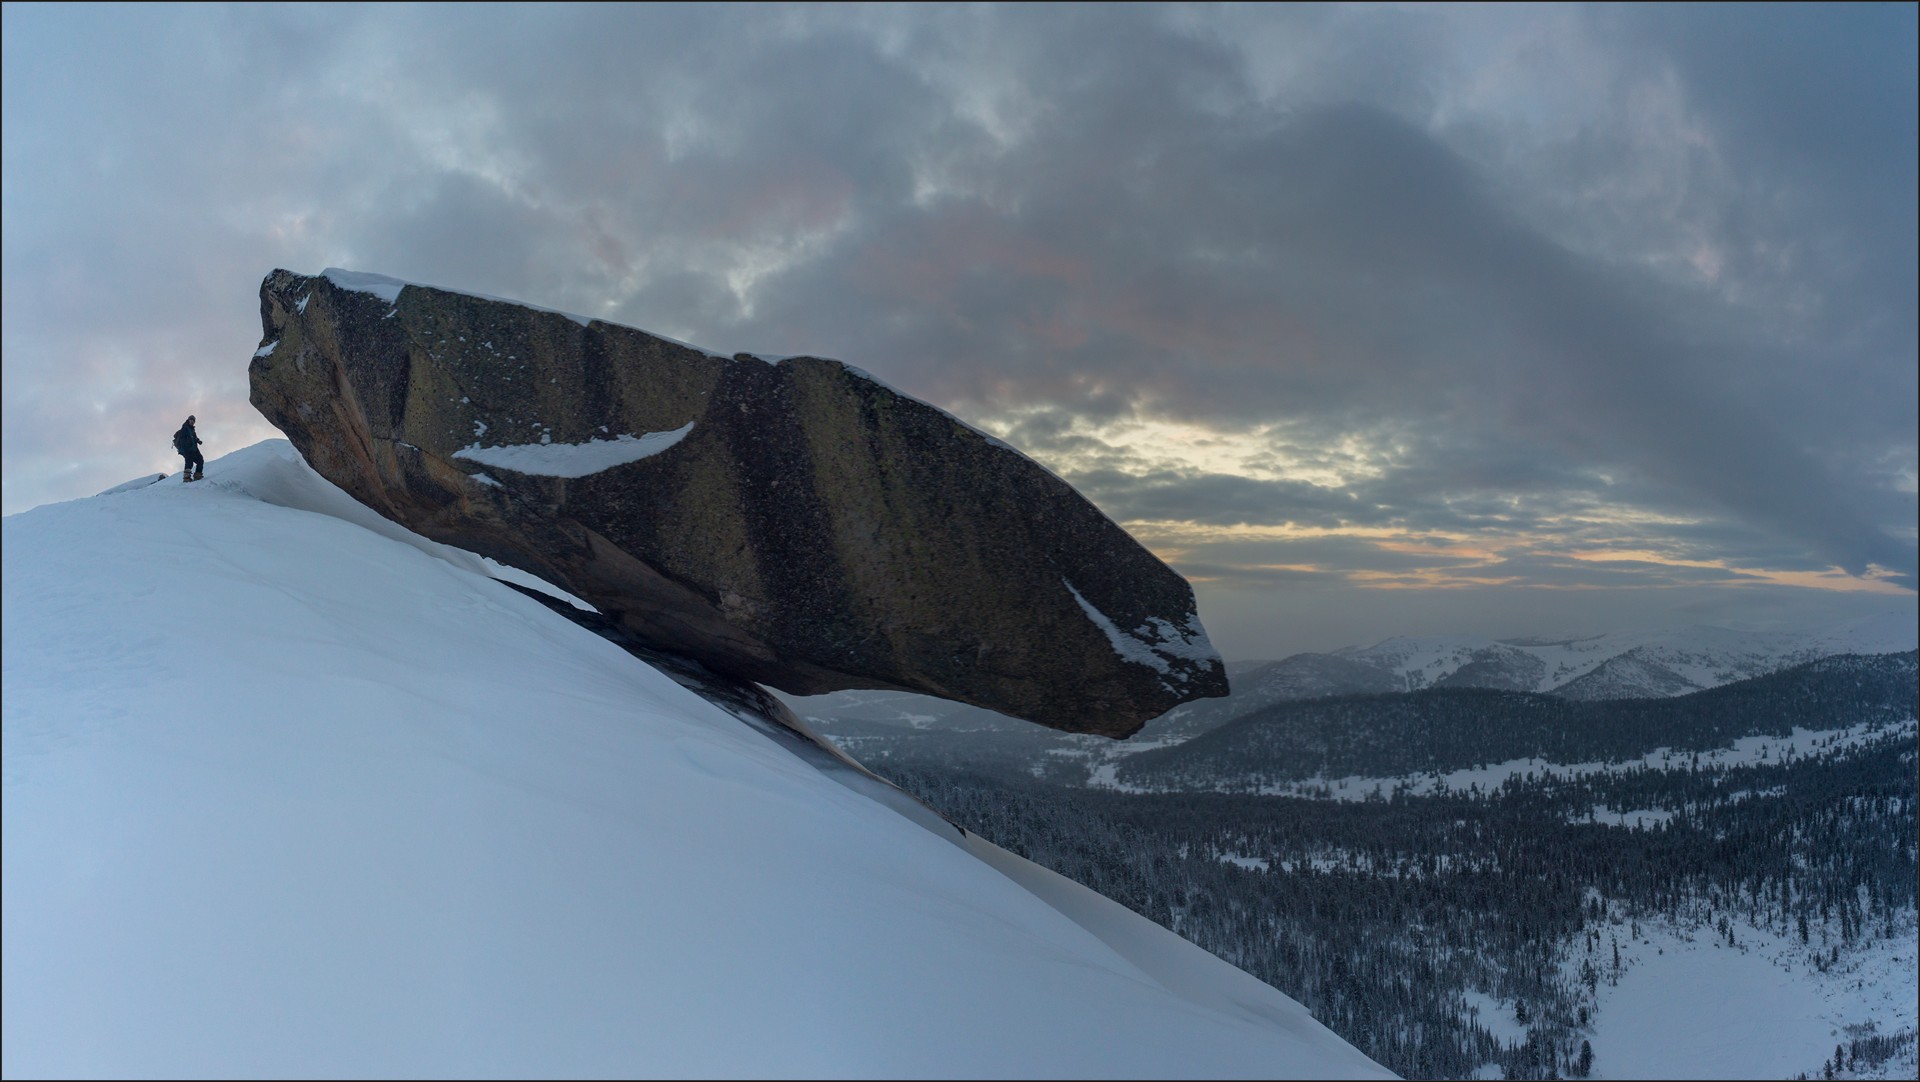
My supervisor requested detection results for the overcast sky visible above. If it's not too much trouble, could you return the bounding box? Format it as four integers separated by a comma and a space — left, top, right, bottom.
4, 3, 1914, 658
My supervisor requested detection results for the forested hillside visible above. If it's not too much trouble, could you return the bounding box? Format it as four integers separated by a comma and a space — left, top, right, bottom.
831, 654, 1920, 1079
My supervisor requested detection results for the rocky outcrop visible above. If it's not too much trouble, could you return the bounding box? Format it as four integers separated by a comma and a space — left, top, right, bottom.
248, 269, 1226, 736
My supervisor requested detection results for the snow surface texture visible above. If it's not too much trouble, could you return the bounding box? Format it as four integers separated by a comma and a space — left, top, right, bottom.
1, 441, 1387, 1080
453, 422, 695, 478
94, 473, 166, 496
1576, 910, 1918, 1080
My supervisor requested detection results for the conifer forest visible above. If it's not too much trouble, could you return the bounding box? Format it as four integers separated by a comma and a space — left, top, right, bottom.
808, 653, 1920, 1080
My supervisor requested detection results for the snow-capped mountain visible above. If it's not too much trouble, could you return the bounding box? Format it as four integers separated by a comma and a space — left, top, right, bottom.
1331, 617, 1915, 699
0, 442, 1388, 1079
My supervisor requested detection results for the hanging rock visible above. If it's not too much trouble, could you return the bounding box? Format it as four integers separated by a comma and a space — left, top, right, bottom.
248, 268, 1227, 736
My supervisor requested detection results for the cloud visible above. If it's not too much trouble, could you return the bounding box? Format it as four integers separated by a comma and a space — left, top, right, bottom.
2, 4, 1911, 648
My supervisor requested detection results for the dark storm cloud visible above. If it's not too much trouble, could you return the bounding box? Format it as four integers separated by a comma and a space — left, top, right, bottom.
679, 6, 1912, 586
1070, 468, 1389, 530
3, 4, 1911, 648
1623, 2, 1919, 333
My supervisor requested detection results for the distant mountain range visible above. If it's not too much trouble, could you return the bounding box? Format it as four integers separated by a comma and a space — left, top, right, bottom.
1113, 650, 1920, 791
1302, 613, 1915, 698
786, 613, 1917, 741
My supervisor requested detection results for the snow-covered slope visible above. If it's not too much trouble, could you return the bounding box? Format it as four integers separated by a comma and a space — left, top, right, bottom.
0, 442, 1387, 1079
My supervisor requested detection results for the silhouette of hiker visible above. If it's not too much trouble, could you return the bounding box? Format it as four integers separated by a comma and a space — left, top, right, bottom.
173, 415, 204, 482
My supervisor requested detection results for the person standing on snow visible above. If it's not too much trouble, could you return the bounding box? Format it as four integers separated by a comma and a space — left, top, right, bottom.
174, 415, 204, 482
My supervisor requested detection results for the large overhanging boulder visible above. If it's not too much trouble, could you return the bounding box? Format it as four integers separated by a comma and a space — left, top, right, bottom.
248, 268, 1227, 736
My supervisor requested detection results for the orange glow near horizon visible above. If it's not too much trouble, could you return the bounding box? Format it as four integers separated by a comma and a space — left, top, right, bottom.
1127, 524, 1914, 596
962, 410, 1914, 601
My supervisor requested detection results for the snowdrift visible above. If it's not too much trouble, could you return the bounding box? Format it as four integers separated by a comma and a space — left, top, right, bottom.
1, 442, 1388, 1079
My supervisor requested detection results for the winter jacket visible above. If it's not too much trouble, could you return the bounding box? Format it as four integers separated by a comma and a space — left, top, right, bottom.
174, 424, 200, 454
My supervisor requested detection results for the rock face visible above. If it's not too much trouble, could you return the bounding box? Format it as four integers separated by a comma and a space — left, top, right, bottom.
248, 269, 1226, 736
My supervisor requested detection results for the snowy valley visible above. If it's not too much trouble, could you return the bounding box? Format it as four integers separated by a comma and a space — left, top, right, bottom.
792, 650, 1918, 1079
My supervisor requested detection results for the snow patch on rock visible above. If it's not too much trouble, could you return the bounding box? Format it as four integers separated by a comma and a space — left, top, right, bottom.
453, 423, 695, 479
1062, 579, 1219, 685
321, 268, 406, 305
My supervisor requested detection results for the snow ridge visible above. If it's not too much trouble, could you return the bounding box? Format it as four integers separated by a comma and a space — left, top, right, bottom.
0, 440, 1385, 1079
